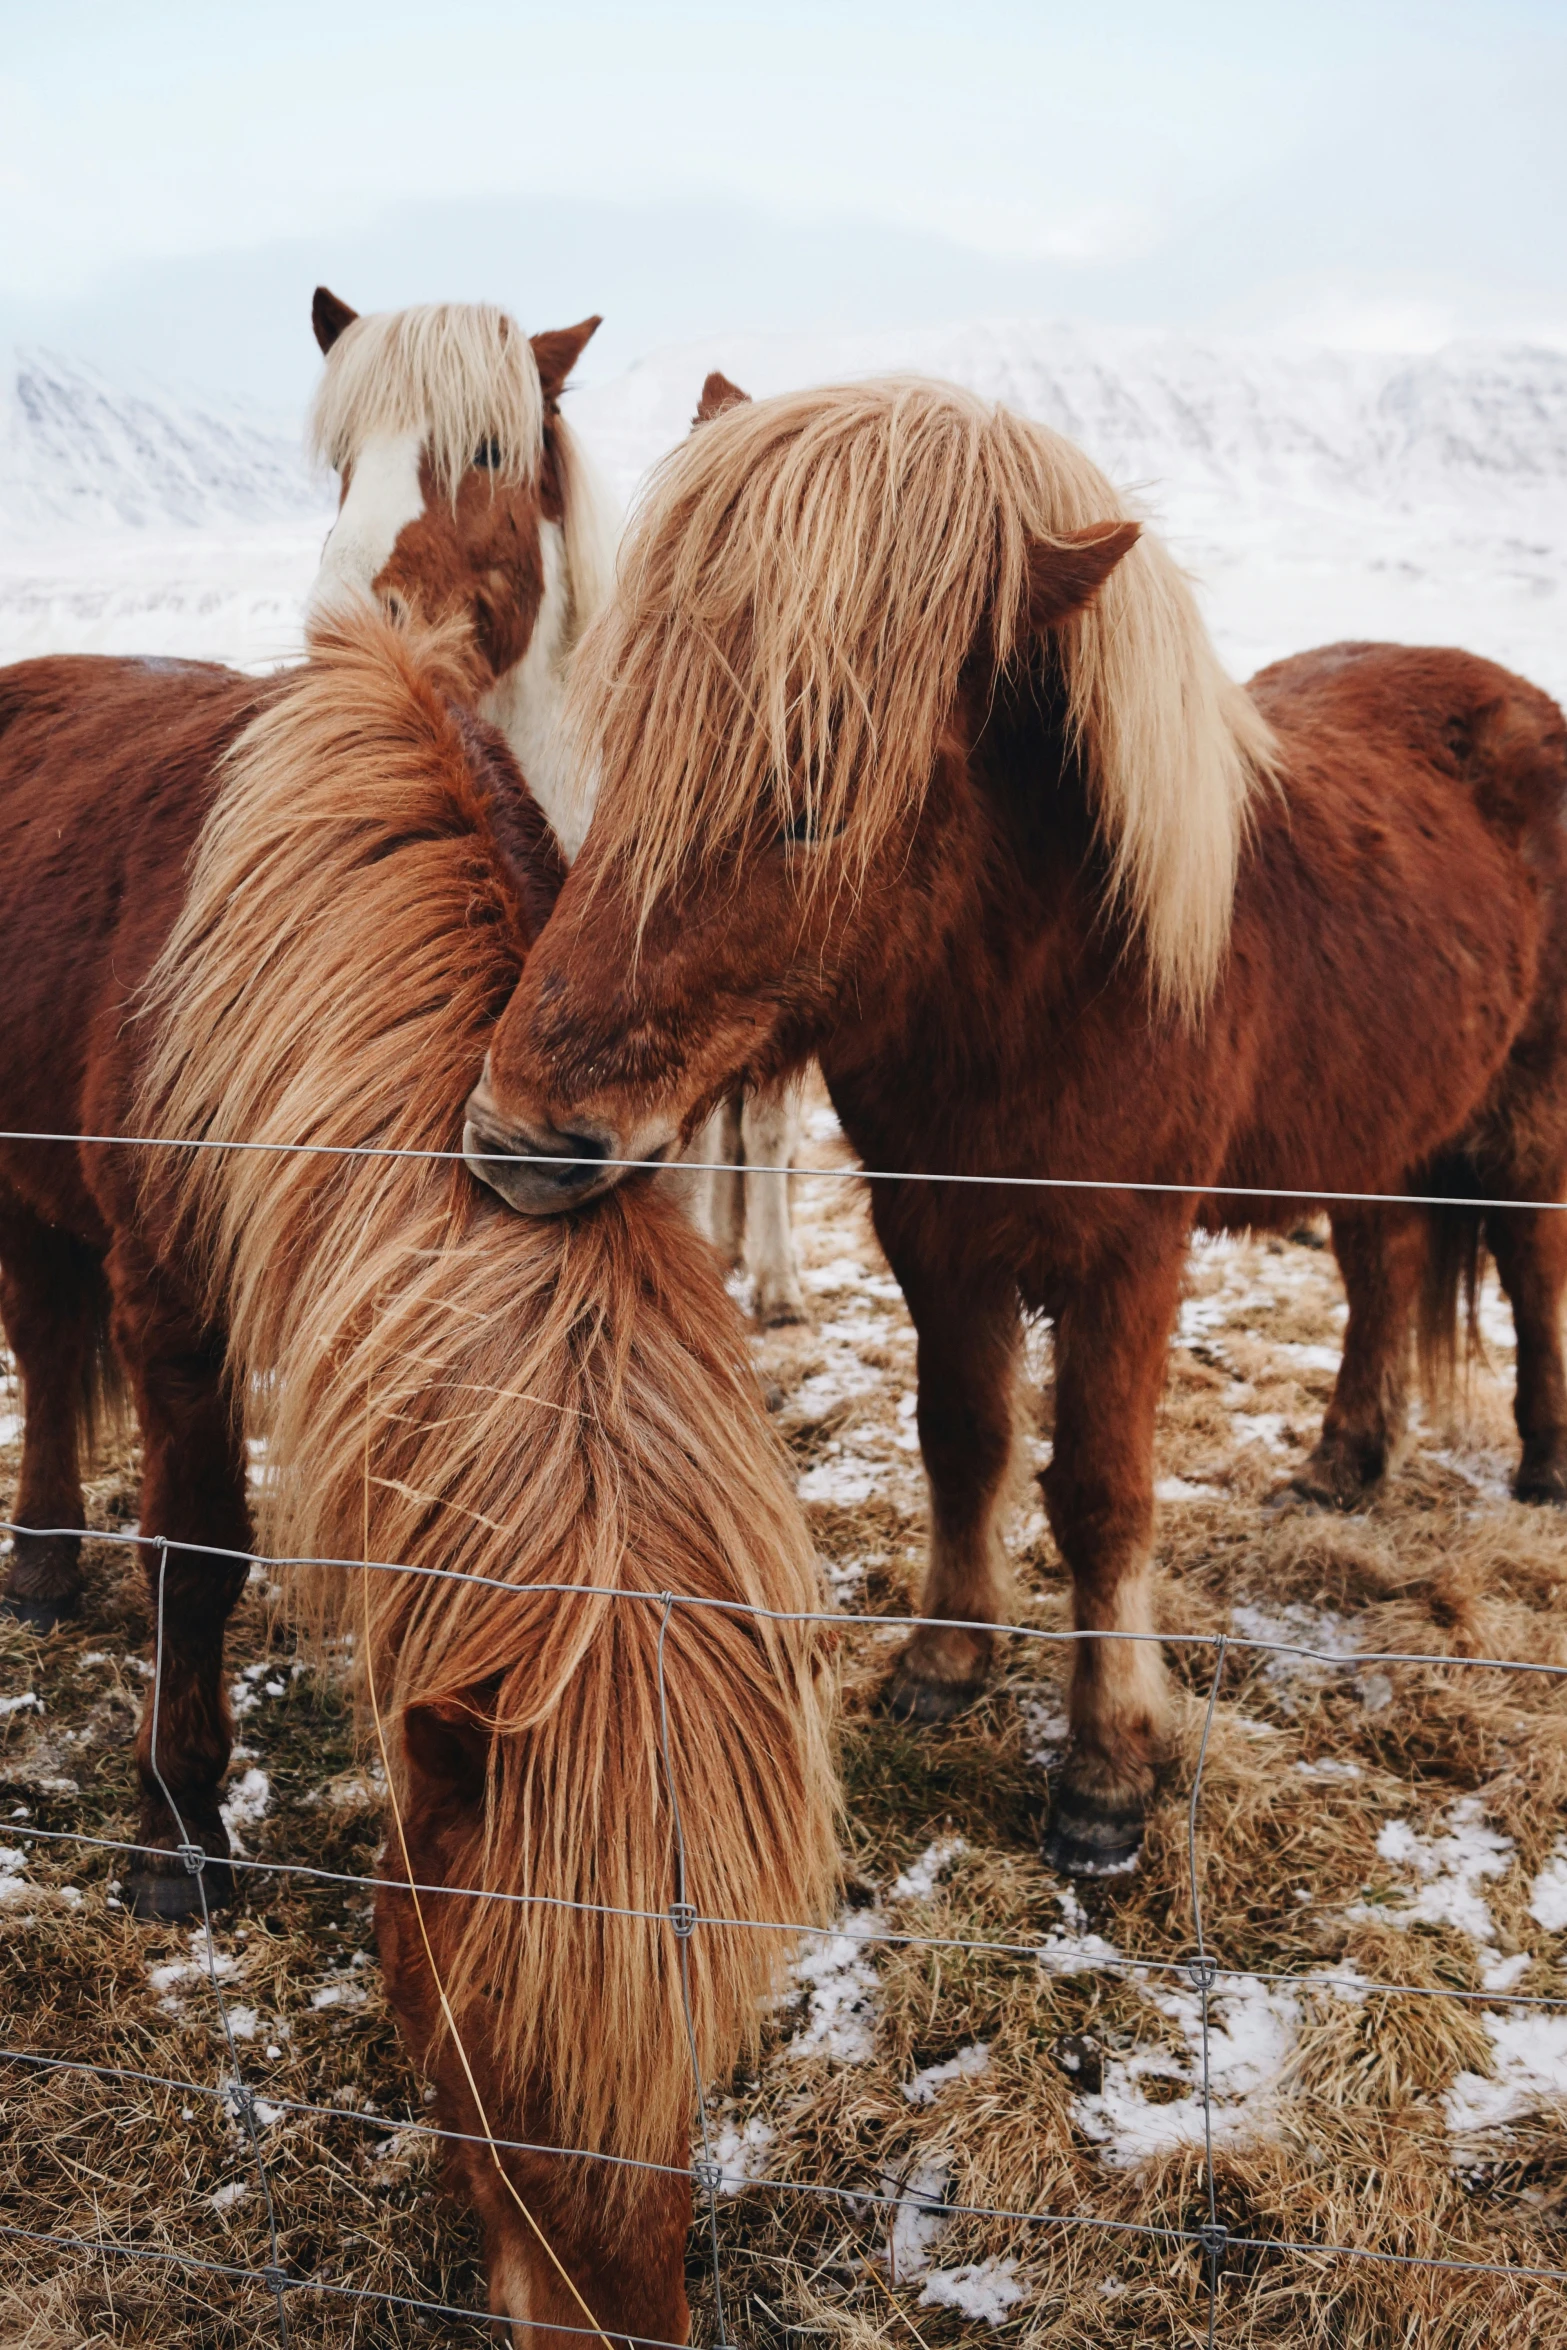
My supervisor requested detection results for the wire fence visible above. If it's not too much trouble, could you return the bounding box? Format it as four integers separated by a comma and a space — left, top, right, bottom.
2, 1124, 1566, 2342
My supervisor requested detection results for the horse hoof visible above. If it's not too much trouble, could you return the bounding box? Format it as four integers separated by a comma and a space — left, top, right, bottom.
1514, 1466, 1567, 1507
883, 1665, 986, 1725
1042, 1792, 1145, 1878
757, 1294, 808, 1329
126, 1859, 234, 1922
1, 1591, 79, 1632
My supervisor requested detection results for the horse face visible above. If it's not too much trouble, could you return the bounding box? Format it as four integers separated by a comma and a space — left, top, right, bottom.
462, 518, 1139, 1215
462, 765, 928, 1213
380, 1698, 692, 2343
310, 312, 607, 858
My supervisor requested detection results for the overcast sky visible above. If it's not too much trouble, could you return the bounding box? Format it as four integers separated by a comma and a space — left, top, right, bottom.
3, 0, 1565, 404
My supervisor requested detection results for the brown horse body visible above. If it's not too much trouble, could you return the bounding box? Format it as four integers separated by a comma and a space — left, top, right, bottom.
470, 379, 1567, 1875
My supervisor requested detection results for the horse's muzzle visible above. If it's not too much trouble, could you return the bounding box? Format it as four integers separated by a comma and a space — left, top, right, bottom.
462, 1099, 627, 1215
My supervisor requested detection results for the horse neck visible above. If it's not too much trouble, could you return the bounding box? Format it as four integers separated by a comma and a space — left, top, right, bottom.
825, 665, 1112, 1132
478, 513, 597, 863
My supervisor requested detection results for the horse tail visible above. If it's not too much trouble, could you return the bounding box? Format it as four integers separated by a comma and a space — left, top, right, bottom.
79, 1257, 130, 1464
1416, 1201, 1485, 1406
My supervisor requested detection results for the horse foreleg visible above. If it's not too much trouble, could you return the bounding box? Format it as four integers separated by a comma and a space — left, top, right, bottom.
1489, 1202, 1567, 1502
874, 1235, 1021, 1722
0, 1199, 107, 1630
110, 1249, 251, 1920
1291, 1207, 1427, 1507
1041, 1244, 1184, 1877
743, 1077, 806, 1325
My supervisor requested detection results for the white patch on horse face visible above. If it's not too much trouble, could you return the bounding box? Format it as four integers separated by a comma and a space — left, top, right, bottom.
479, 516, 598, 862
309, 429, 427, 619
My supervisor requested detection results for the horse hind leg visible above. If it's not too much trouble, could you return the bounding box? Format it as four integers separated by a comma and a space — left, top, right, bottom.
743, 1077, 806, 1325
109, 1241, 252, 1919
0, 1196, 112, 1630
1288, 1207, 1429, 1509
1488, 1202, 1567, 1502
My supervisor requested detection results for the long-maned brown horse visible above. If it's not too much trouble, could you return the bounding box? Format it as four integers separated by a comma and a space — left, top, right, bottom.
9, 606, 836, 2339
465, 374, 1567, 1878
0, 296, 614, 1638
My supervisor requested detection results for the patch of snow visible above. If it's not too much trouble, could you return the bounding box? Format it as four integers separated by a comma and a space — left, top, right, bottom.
1354, 1798, 1514, 1944
796, 1456, 880, 1508
1480, 1953, 1533, 1992
1445, 2011, 1567, 2134
1279, 1342, 1343, 1374
219, 1766, 270, 1853
226, 2006, 259, 2040
918, 2259, 1023, 2326
1019, 1695, 1071, 1767
209, 2181, 250, 2213
891, 1838, 967, 1901
713, 2114, 775, 2194
0, 1412, 22, 1444
0, 1691, 42, 1716
1230, 1600, 1361, 1703
1037, 1886, 1127, 1977
1075, 1974, 1304, 2164
883, 2159, 950, 2283
904, 2042, 991, 2106
1155, 1476, 1223, 1502
1232, 1411, 1292, 1451
311, 1979, 369, 2012
1528, 1841, 1567, 1933
786, 1911, 882, 2063
1295, 1759, 1363, 1782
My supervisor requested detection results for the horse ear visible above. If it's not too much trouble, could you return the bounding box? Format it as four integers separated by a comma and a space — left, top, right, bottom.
312, 285, 359, 355
402, 1696, 490, 1806
1024, 521, 1140, 632
530, 315, 602, 401
694, 371, 751, 427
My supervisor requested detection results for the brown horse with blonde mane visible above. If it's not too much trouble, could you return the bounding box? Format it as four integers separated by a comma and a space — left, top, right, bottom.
0, 295, 615, 1645
466, 373, 1567, 1878
10, 604, 837, 2338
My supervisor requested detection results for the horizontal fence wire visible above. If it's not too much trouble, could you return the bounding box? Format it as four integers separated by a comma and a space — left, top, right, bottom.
3, 1120, 1567, 1217
3, 1119, 1566, 2332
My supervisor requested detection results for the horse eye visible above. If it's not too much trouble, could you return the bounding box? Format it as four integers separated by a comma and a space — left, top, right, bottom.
781, 805, 818, 846
473, 436, 502, 469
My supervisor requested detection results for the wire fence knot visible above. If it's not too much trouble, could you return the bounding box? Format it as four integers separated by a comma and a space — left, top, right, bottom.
1198, 2223, 1228, 2260
176, 1842, 207, 1877
669, 1900, 698, 1940
692, 2159, 723, 2200
1187, 1954, 1217, 1993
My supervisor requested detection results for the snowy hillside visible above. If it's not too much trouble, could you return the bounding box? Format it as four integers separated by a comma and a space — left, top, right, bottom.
0, 323, 1563, 693
0, 349, 322, 536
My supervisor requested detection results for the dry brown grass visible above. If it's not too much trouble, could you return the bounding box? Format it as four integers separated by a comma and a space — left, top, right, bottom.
4, 1092, 1567, 2343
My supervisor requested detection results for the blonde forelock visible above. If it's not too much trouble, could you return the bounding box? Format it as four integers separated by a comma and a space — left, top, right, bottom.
566, 377, 1277, 1015
307, 302, 545, 498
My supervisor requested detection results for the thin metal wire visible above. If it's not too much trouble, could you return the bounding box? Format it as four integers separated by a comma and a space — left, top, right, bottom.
1187, 1637, 1228, 2350
656, 1593, 731, 2350
9, 1515, 1567, 1680
148, 1538, 290, 2346
4, 1121, 1565, 1219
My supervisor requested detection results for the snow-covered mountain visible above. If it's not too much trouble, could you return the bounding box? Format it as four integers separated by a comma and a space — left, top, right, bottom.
570, 320, 1567, 518
0, 323, 1562, 693
0, 349, 321, 536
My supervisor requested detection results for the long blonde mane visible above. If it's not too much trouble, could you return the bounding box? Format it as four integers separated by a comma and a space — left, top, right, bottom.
569, 376, 1276, 1014
136, 611, 835, 2181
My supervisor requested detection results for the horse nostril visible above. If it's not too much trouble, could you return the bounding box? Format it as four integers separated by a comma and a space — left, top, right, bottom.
552, 1130, 608, 1167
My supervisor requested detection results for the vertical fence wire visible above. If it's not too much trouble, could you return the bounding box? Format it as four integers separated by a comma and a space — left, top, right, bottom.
149, 1538, 290, 2344
1186, 1634, 1229, 2350
656, 1592, 732, 2350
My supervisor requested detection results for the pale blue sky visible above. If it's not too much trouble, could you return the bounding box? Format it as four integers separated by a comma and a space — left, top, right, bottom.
3, 1, 1564, 400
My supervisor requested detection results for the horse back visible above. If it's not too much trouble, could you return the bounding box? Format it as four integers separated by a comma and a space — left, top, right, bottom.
0, 655, 274, 1239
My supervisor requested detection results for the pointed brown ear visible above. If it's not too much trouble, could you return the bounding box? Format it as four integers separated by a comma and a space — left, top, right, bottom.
530, 315, 602, 401
1025, 521, 1140, 631
312, 285, 358, 355
693, 370, 751, 428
